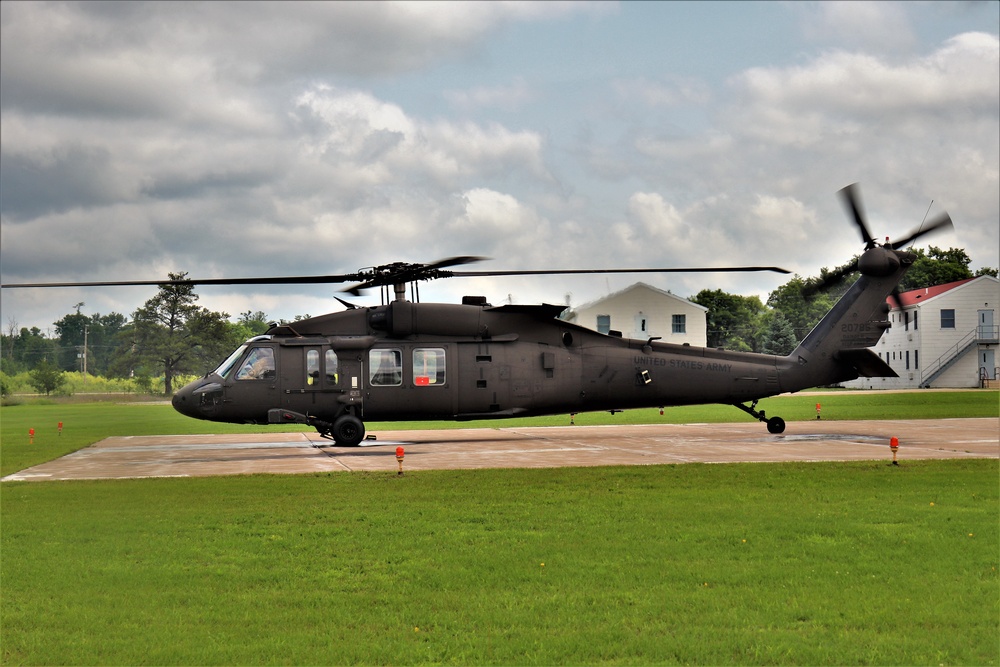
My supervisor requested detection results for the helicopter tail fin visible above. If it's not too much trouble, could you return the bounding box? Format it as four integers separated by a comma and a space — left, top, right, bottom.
785, 247, 912, 387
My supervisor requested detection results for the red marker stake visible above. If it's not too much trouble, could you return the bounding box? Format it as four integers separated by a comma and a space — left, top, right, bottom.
396, 447, 405, 476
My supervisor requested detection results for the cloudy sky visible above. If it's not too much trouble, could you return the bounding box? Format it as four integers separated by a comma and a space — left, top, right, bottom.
2, 1, 998, 334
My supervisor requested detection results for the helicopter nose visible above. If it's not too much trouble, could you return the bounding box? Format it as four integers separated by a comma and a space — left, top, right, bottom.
172, 378, 222, 420
171, 383, 200, 419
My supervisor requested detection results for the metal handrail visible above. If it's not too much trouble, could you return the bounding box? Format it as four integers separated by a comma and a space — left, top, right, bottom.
920, 328, 978, 385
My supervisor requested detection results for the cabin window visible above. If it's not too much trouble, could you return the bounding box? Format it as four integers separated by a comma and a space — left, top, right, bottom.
413, 348, 446, 386
596, 315, 611, 335
369, 349, 402, 386
940, 309, 956, 329
672, 314, 686, 334
236, 347, 275, 380
306, 350, 320, 386
325, 350, 339, 385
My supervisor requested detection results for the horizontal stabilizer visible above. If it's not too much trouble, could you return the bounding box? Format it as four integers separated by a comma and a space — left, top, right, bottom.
836, 348, 898, 378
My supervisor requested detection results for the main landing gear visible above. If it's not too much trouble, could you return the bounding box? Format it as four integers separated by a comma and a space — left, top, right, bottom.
733, 400, 786, 434
268, 409, 367, 446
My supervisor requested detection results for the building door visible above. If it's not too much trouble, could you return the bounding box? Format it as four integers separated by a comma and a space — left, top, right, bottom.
981, 349, 996, 381
634, 313, 649, 338
978, 309, 996, 340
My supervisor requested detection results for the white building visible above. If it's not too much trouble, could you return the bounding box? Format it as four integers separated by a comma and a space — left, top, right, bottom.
846, 275, 999, 389
562, 282, 708, 347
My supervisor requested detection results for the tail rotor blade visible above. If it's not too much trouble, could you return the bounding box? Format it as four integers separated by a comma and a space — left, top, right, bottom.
888, 287, 903, 310
802, 258, 859, 299
888, 212, 954, 250
838, 183, 877, 250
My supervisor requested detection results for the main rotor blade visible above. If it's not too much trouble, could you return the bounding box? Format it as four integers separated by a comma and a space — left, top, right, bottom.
421, 255, 489, 271
887, 211, 954, 250
4, 260, 788, 292
1, 274, 365, 289
447, 266, 791, 278
838, 183, 876, 250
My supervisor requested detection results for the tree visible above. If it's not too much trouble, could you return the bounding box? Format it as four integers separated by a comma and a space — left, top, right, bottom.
690, 289, 767, 351
233, 310, 271, 340
53, 308, 90, 372
899, 247, 974, 291
127, 273, 235, 394
3, 317, 17, 365
29, 358, 67, 395
759, 311, 798, 356
54, 310, 127, 375
767, 277, 835, 342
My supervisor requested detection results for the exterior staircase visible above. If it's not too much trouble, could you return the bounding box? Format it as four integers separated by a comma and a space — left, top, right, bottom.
920, 325, 999, 388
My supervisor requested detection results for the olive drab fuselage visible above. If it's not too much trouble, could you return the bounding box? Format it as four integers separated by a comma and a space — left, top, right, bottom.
172, 245, 912, 445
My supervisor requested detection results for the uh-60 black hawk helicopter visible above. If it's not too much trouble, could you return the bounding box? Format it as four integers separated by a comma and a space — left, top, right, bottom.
3, 184, 953, 446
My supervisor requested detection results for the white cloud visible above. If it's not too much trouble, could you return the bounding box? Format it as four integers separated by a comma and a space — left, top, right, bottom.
800, 1, 916, 53
1, 2, 996, 332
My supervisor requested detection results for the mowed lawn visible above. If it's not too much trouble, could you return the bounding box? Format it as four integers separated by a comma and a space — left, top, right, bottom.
1, 392, 998, 665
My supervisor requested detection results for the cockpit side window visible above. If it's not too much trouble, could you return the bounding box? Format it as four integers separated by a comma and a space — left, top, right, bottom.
236, 347, 275, 380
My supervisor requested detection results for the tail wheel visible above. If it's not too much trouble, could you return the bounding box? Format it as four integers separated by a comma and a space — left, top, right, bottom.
332, 415, 366, 446
767, 416, 786, 434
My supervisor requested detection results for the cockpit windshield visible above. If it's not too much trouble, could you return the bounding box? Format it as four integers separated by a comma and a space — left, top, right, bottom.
214, 335, 273, 378
214, 345, 248, 378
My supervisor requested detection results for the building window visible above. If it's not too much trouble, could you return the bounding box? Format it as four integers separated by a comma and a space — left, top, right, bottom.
904, 311, 909, 331
413, 348, 446, 386
914, 349, 919, 370
672, 314, 686, 334
914, 311, 918, 330
940, 309, 956, 329
596, 314, 611, 335
905, 350, 910, 370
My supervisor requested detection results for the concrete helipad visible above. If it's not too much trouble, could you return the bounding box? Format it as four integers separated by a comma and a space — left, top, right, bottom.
3, 418, 997, 482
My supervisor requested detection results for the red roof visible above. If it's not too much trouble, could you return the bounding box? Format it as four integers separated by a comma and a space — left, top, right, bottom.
890, 277, 977, 308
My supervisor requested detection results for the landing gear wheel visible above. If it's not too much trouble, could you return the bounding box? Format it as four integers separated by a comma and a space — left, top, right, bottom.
766, 416, 786, 434
332, 415, 365, 446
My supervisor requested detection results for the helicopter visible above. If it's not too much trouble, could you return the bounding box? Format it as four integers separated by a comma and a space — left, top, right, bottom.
2, 184, 952, 446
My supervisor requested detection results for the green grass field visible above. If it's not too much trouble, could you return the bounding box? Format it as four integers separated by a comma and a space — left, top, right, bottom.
1, 392, 998, 665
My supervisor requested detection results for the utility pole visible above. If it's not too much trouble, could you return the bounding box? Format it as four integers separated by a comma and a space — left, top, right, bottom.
83, 325, 88, 381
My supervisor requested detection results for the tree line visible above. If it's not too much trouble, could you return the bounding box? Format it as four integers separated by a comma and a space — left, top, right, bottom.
2, 248, 995, 396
